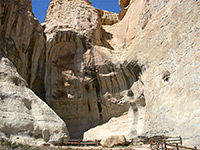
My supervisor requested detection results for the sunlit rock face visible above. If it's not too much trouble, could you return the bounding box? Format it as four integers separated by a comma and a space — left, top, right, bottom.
121, 0, 200, 147
44, 0, 141, 138
0, 0, 69, 145
84, 0, 200, 147
100, 10, 119, 25
1, 0, 199, 146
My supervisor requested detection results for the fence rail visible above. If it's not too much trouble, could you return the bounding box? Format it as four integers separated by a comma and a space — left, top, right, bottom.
52, 135, 198, 150
149, 136, 198, 150
62, 139, 100, 146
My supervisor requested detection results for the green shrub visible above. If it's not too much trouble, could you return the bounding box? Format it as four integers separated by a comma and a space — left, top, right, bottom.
0, 138, 30, 150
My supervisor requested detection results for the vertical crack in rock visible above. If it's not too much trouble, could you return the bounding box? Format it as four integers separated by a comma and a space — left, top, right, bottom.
90, 66, 103, 123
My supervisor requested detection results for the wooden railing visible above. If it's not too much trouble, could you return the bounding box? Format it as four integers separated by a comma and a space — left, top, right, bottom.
51, 135, 198, 149
61, 139, 100, 146
149, 136, 198, 150
126, 136, 150, 145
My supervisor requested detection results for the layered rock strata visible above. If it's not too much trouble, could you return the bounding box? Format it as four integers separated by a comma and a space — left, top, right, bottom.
124, 0, 200, 146
44, 0, 142, 138
0, 0, 69, 145
84, 0, 200, 147
99, 10, 119, 25
1, 0, 199, 147
0, 0, 46, 99
0, 57, 69, 145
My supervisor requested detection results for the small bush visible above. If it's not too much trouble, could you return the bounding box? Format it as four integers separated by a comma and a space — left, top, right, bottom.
0, 138, 30, 150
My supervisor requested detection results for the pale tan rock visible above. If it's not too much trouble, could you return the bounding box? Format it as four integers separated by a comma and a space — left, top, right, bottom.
119, 8, 128, 20
42, 128, 50, 142
84, 0, 200, 147
44, 0, 140, 139
50, 0, 92, 6
0, 0, 70, 146
45, 0, 102, 45
2, 0, 198, 147
122, 0, 200, 147
99, 9, 119, 25
83, 112, 133, 140
116, 0, 144, 46
118, 0, 135, 20
100, 135, 126, 148
0, 0, 46, 99
0, 57, 69, 145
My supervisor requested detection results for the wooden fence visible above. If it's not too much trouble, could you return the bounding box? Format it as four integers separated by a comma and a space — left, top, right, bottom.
149, 136, 198, 150
62, 139, 100, 146
52, 135, 198, 149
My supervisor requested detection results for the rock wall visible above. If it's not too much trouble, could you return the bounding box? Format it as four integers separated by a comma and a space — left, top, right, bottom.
0, 0, 69, 145
123, 0, 200, 146
44, 0, 142, 138
84, 0, 200, 147
0, 57, 69, 145
99, 9, 119, 25
0, 0, 46, 99
1, 0, 199, 147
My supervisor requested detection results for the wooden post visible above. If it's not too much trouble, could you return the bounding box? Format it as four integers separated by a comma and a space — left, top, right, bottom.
131, 138, 133, 145
164, 140, 167, 150
194, 146, 197, 150
78, 139, 80, 146
179, 136, 182, 145
176, 143, 179, 150
95, 139, 98, 146
156, 142, 159, 150
150, 138, 152, 149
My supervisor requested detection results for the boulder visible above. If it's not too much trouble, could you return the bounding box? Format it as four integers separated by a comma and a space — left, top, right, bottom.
100, 135, 126, 148
83, 112, 132, 141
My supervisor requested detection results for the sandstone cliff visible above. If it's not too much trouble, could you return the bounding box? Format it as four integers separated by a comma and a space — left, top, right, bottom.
0, 0, 69, 145
0, 57, 69, 145
124, 0, 200, 146
84, 0, 200, 147
0, 0, 46, 99
44, 0, 140, 138
0, 0, 199, 147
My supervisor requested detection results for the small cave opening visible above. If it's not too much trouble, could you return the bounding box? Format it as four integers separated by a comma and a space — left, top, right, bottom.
162, 71, 170, 82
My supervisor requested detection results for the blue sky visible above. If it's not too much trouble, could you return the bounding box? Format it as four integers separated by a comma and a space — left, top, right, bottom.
32, 0, 121, 23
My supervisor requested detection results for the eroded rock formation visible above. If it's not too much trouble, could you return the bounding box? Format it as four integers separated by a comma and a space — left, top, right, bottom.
0, 0, 69, 145
124, 0, 200, 146
44, 0, 143, 138
0, 0, 46, 99
0, 0, 199, 147
84, 0, 200, 147
99, 10, 119, 25
0, 57, 69, 145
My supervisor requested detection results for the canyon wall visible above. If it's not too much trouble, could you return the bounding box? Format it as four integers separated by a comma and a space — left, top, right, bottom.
0, 0, 199, 147
0, 0, 69, 145
125, 0, 200, 146
44, 0, 141, 138
84, 0, 200, 147
0, 0, 46, 99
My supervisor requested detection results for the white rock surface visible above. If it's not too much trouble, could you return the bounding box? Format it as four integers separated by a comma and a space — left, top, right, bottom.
100, 135, 126, 148
0, 57, 69, 145
83, 0, 200, 147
